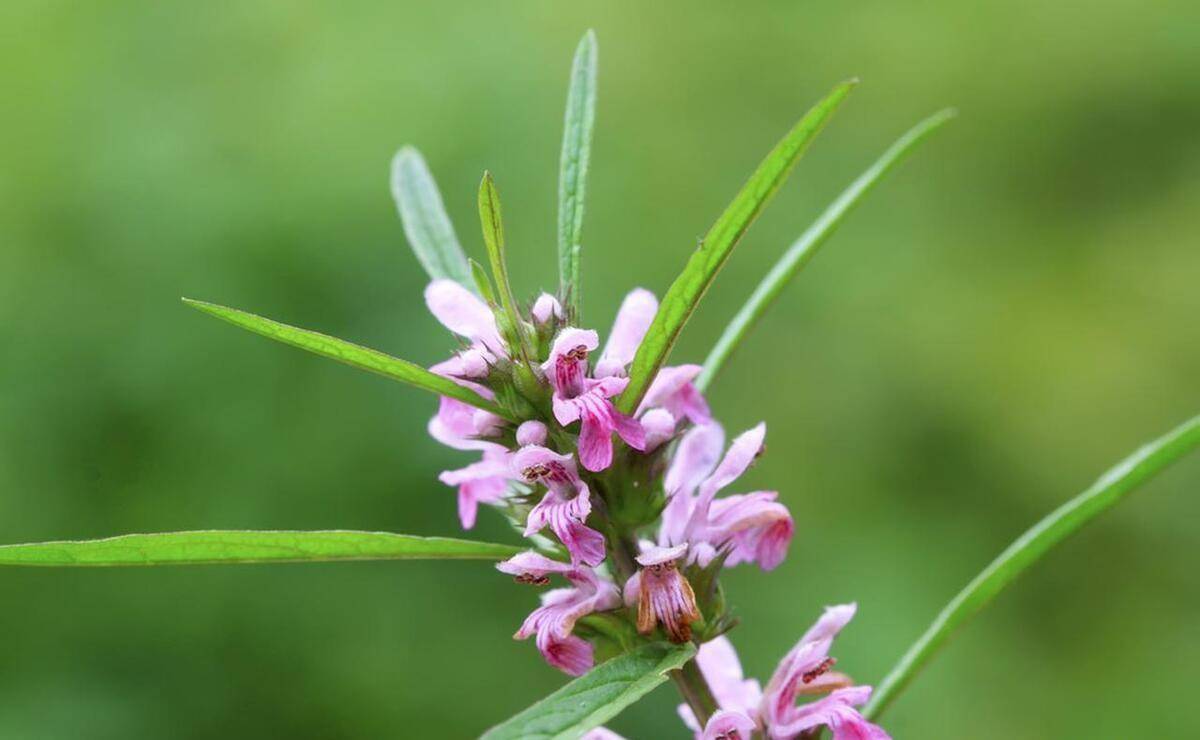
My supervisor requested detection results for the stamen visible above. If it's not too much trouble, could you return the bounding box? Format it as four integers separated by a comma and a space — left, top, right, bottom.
802, 657, 836, 684
513, 573, 551, 586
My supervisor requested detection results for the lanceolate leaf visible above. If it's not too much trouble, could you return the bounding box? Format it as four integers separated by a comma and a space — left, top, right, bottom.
183, 298, 514, 421
557, 29, 598, 317
482, 641, 696, 740
697, 108, 956, 391
0, 530, 523, 566
865, 413, 1200, 720
617, 80, 856, 414
391, 147, 475, 290
478, 172, 533, 361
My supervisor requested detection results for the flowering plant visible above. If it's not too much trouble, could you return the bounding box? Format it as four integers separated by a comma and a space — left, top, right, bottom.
1, 31, 1196, 739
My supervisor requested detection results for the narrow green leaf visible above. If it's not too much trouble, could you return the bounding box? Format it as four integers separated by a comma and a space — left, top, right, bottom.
0, 530, 523, 566
557, 29, 598, 317
390, 146, 475, 290
697, 108, 956, 391
617, 80, 857, 414
470, 258, 500, 307
482, 641, 696, 740
866, 413, 1200, 720
478, 172, 533, 360
183, 298, 515, 421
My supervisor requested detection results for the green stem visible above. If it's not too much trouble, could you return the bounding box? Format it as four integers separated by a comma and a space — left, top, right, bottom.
671, 656, 719, 728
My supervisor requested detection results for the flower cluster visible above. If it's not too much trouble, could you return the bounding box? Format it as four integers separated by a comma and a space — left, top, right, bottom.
425, 279, 886, 738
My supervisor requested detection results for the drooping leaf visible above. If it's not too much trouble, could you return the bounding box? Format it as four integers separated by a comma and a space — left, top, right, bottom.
617, 80, 857, 414
390, 146, 475, 290
481, 641, 696, 740
183, 298, 514, 421
697, 108, 956, 391
0, 530, 523, 566
865, 413, 1200, 720
557, 29, 598, 317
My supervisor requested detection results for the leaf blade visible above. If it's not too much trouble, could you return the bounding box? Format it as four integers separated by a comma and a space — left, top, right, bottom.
481, 641, 696, 740
617, 80, 856, 414
478, 172, 533, 361
697, 108, 956, 391
865, 413, 1200, 719
182, 298, 515, 421
557, 29, 598, 316
391, 146, 475, 289
0, 530, 523, 566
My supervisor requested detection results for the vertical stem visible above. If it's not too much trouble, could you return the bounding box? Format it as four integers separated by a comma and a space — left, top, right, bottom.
671, 655, 719, 728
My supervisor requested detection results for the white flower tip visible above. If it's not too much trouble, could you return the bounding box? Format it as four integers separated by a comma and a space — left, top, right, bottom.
636, 543, 688, 566
531, 293, 563, 323
516, 420, 548, 447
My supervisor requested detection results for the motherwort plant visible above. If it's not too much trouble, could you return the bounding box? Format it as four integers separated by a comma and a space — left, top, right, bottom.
2, 31, 1197, 739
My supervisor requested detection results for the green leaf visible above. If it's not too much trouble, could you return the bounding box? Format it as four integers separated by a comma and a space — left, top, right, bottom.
482, 641, 696, 740
182, 298, 515, 421
390, 146, 475, 289
616, 80, 856, 414
557, 29, 598, 317
696, 108, 956, 391
865, 413, 1200, 720
478, 172, 533, 361
0, 530, 523, 566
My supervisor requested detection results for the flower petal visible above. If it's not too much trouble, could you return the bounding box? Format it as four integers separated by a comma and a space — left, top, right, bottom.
665, 423, 726, 496
596, 288, 657, 377
424, 279, 504, 354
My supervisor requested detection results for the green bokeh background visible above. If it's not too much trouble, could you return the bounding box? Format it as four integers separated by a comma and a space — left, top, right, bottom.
2, 2, 1198, 737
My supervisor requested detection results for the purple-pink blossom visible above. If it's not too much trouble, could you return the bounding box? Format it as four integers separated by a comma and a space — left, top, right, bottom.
625, 543, 701, 643
498, 551, 620, 676
514, 445, 607, 566
657, 422, 794, 571
543, 326, 646, 472
760, 604, 889, 740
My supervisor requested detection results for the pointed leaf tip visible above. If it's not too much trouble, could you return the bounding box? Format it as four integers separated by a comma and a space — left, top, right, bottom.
866, 413, 1200, 719
0, 530, 523, 566
557, 29, 600, 317
390, 146, 475, 290
618, 80, 855, 413
698, 106, 955, 389
184, 298, 515, 420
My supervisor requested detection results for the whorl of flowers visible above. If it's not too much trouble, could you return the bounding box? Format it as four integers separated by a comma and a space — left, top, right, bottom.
425, 277, 885, 737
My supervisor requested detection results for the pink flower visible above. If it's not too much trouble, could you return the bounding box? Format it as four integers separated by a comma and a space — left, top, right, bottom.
543, 328, 645, 472
428, 395, 504, 451
678, 636, 763, 737
424, 278, 506, 357
427, 386, 510, 529
553, 375, 646, 472
626, 544, 700, 643
514, 445, 607, 566
659, 422, 794, 571
699, 710, 757, 740
593, 288, 657, 378
531, 293, 564, 325
541, 327, 598, 398
760, 604, 889, 740
437, 445, 513, 529
497, 551, 620, 676
638, 363, 712, 425
640, 408, 678, 452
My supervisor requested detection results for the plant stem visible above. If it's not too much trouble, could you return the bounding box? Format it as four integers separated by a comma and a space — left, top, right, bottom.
671, 654, 719, 728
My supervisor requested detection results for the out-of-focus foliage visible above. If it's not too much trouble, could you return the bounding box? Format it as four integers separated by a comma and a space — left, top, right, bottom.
0, 1, 1197, 738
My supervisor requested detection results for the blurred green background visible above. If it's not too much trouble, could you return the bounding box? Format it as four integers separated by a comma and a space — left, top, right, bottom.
2, 1, 1198, 737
